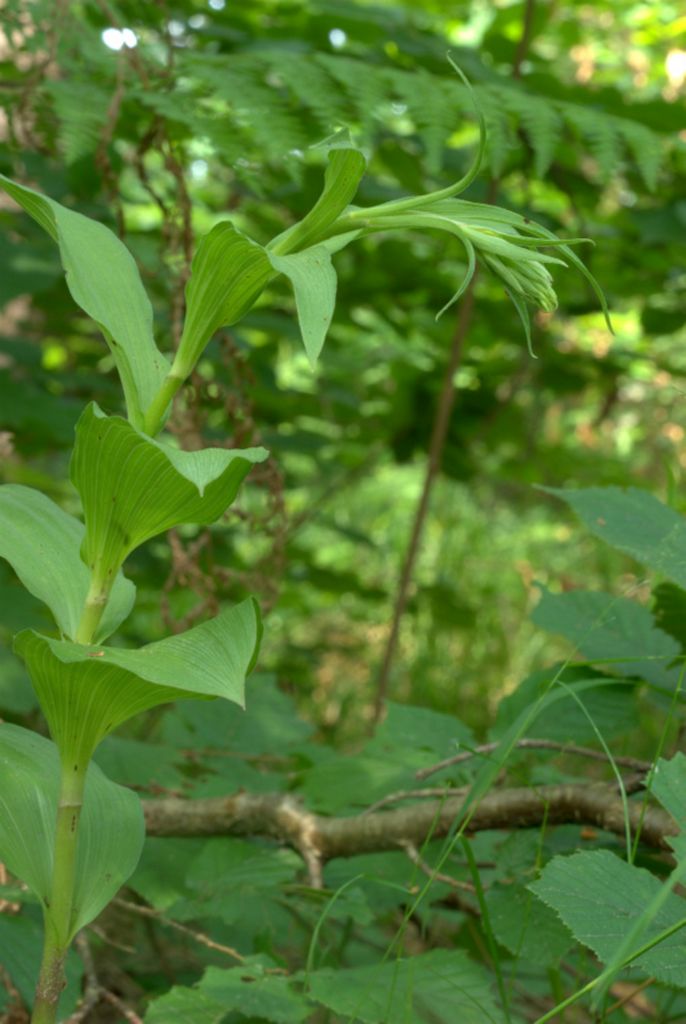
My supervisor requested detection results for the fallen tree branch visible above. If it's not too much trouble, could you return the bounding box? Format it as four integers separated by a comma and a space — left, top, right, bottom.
142, 778, 676, 862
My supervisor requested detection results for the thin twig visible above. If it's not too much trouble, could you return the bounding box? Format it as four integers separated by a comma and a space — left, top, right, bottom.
371, 0, 541, 723
363, 786, 468, 814
372, 277, 478, 721
398, 840, 476, 893
64, 934, 100, 1024
416, 738, 653, 781
100, 990, 144, 1024
113, 897, 244, 962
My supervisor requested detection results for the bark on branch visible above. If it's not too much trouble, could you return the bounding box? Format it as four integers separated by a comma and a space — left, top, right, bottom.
143, 779, 676, 865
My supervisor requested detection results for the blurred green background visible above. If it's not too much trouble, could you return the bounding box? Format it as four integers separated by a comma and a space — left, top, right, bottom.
0, 0, 684, 738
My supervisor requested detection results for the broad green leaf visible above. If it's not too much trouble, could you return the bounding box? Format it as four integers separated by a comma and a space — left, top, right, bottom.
307, 949, 500, 1024
653, 582, 686, 650
175, 221, 273, 377
144, 961, 310, 1024
0, 909, 82, 1018
268, 142, 366, 255
651, 753, 686, 859
0, 173, 169, 428
0, 484, 135, 642
486, 881, 573, 966
71, 403, 268, 584
168, 838, 301, 924
0, 724, 144, 941
544, 486, 686, 588
532, 587, 682, 692
493, 666, 637, 743
268, 246, 337, 365
301, 703, 472, 812
15, 598, 261, 765
159, 673, 313, 754
144, 987, 227, 1024
200, 964, 310, 1023
530, 850, 686, 989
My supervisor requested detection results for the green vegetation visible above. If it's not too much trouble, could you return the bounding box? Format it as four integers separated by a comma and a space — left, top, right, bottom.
0, 1, 684, 1022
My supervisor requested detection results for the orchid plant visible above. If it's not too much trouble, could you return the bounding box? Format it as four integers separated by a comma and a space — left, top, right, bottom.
0, 74, 609, 1022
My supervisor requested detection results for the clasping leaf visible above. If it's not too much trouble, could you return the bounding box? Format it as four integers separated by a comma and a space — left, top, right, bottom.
0, 173, 169, 429
71, 403, 268, 587
0, 724, 144, 941
15, 598, 262, 767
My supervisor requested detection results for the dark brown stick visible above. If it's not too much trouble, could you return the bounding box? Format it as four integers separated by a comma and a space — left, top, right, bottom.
142, 780, 675, 860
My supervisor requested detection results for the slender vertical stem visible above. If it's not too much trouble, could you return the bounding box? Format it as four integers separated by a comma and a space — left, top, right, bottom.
142, 369, 186, 437
31, 761, 87, 1024
33, 574, 105, 1022
74, 575, 111, 645
372, 0, 538, 721
372, 279, 478, 721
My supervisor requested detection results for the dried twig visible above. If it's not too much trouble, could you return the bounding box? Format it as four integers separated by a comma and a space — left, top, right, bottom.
64, 934, 100, 1024
113, 897, 244, 962
363, 787, 468, 814
100, 990, 144, 1024
416, 738, 653, 781
398, 840, 476, 893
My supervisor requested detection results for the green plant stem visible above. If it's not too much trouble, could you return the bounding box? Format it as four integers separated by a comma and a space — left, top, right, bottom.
74, 576, 111, 644
31, 762, 88, 1024
33, 580, 107, 1021
142, 370, 186, 436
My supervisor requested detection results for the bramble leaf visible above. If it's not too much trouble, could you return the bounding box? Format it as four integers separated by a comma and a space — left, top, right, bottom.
543, 486, 686, 587
530, 849, 686, 989
307, 949, 500, 1023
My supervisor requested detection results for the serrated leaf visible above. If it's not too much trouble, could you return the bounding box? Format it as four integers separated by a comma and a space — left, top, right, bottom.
532, 587, 682, 692
0, 484, 135, 642
0, 174, 169, 428
486, 881, 573, 966
144, 962, 309, 1024
200, 964, 309, 1023
144, 987, 227, 1024
268, 246, 337, 365
14, 598, 262, 764
651, 753, 686, 859
0, 724, 144, 941
544, 486, 686, 588
71, 403, 268, 584
492, 666, 636, 743
653, 582, 686, 650
176, 221, 273, 376
307, 949, 500, 1024
530, 850, 686, 989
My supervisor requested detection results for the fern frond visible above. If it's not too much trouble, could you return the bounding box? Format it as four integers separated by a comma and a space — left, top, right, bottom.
476, 85, 516, 176
259, 51, 349, 135
613, 117, 662, 191
386, 67, 459, 174
559, 102, 623, 184
496, 85, 563, 177
47, 80, 110, 164
316, 54, 389, 141
183, 54, 307, 161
